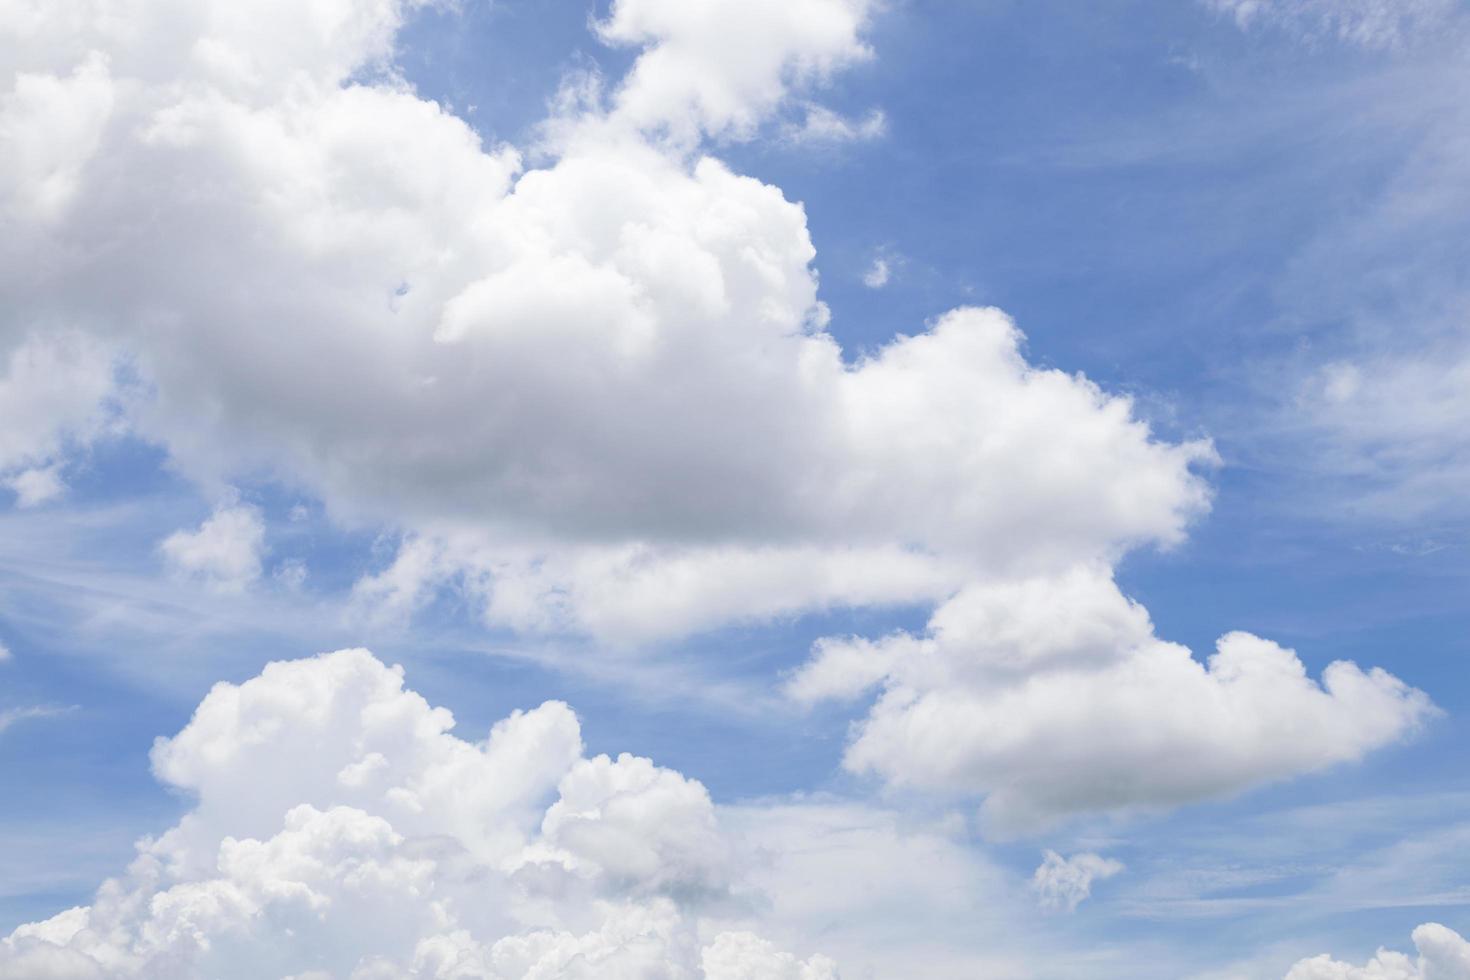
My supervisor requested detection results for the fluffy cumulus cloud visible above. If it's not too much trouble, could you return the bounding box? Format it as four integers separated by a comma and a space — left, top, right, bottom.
596, 0, 875, 142
1030, 851, 1123, 913
789, 564, 1435, 831
0, 0, 1218, 644
160, 502, 267, 592
1284, 922, 1470, 980
0, 648, 837, 979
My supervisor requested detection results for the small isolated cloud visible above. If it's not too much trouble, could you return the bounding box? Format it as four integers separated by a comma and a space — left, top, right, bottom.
159, 501, 266, 593
785, 104, 887, 145
0, 639, 10, 663
0, 704, 70, 736
1284, 922, 1470, 979
863, 256, 891, 289
5, 464, 65, 507
1031, 850, 1124, 912
274, 558, 308, 591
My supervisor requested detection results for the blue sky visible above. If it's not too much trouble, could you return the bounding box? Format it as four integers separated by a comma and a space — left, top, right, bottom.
2, 2, 1469, 978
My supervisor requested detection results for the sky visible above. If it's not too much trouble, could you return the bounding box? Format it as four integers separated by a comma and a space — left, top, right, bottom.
1, 0, 1469, 977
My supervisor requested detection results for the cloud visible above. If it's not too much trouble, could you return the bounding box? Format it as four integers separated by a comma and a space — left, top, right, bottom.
862, 257, 890, 289
596, 0, 877, 142
1, 0, 1219, 645
716, 799, 1029, 979
789, 565, 1435, 832
159, 502, 266, 593
0, 50, 114, 222
701, 934, 838, 980
1284, 922, 1470, 979
1030, 850, 1123, 912
0, 648, 837, 979
0, 333, 115, 484
1207, 0, 1459, 48
6, 463, 65, 507
0, 704, 69, 736
1292, 348, 1470, 523
783, 104, 886, 146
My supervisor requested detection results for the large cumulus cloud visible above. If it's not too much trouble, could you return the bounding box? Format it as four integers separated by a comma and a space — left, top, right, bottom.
0, 0, 1214, 642
0, 648, 837, 979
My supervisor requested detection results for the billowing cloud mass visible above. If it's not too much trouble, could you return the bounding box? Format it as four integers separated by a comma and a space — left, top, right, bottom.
1030, 851, 1123, 912
789, 565, 1435, 831
0, 649, 837, 979
0, 0, 1216, 644
1284, 922, 1470, 980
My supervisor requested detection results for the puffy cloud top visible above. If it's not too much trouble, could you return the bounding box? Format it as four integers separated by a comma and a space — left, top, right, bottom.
0, 648, 837, 979
1285, 922, 1470, 980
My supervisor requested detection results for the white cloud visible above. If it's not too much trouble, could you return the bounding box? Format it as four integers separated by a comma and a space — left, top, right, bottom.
784, 104, 887, 146
159, 502, 266, 592
0, 0, 1429, 872
0, 50, 114, 222
1293, 349, 1470, 522
0, 0, 1222, 646
274, 558, 308, 591
862, 256, 890, 289
0, 704, 68, 736
0, 639, 9, 662
1030, 850, 1123, 912
789, 565, 1435, 832
1208, 0, 1458, 48
6, 463, 65, 507
702, 933, 838, 980
1284, 922, 1470, 979
596, 0, 876, 142
0, 333, 114, 482
0, 648, 838, 979
1195, 17, 1470, 527
716, 799, 1029, 979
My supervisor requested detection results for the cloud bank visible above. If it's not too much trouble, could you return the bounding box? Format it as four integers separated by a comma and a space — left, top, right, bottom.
0, 648, 837, 979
